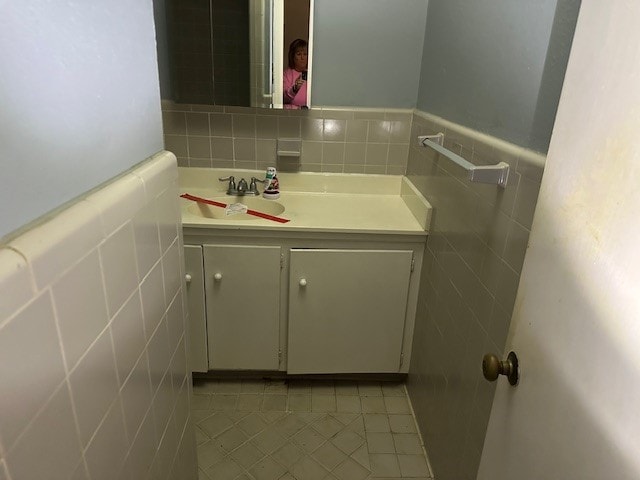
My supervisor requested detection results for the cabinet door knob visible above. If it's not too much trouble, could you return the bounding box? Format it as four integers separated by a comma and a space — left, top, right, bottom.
185, 274, 192, 284
299, 278, 307, 287
214, 273, 223, 281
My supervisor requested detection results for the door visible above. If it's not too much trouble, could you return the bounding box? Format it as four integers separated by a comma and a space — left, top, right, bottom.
287, 249, 413, 374
478, 3, 640, 479
203, 245, 281, 370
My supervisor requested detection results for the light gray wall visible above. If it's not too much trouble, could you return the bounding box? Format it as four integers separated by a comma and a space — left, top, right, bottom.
0, 0, 164, 240
417, 0, 578, 152
312, 0, 429, 108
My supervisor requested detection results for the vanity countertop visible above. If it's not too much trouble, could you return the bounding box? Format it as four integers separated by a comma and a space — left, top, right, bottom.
178, 168, 431, 236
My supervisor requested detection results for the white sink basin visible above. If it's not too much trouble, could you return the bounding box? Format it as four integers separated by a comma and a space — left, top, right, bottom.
186, 196, 285, 221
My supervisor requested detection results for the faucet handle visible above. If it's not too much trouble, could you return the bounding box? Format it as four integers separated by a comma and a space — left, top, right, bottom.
218, 176, 236, 194
249, 177, 265, 195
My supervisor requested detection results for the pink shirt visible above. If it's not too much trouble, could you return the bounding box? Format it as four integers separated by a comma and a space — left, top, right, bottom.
283, 68, 307, 108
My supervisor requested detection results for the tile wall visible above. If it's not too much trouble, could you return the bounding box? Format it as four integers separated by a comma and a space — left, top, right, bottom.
405, 111, 546, 480
0, 152, 197, 480
162, 102, 412, 175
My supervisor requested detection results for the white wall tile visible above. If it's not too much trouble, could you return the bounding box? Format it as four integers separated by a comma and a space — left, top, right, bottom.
162, 238, 182, 305
134, 151, 178, 202
9, 201, 103, 290
132, 201, 162, 276
140, 260, 166, 339
166, 290, 184, 355
51, 249, 109, 369
110, 291, 146, 385
0, 292, 66, 450
68, 328, 120, 446
156, 184, 180, 254
0, 248, 34, 323
120, 352, 153, 442
100, 223, 139, 317
84, 398, 129, 480
122, 410, 157, 480
85, 173, 146, 236
0, 152, 193, 480
4, 384, 82, 480
147, 319, 172, 395
152, 371, 175, 439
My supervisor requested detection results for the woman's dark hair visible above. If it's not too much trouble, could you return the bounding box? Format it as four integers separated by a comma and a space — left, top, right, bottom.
288, 39, 308, 69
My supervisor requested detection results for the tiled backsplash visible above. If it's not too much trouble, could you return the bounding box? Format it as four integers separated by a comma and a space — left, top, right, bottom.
0, 152, 197, 480
161, 101, 412, 175
406, 111, 545, 480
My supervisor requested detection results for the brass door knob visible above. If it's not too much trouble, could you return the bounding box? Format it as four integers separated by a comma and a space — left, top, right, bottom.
482, 351, 519, 386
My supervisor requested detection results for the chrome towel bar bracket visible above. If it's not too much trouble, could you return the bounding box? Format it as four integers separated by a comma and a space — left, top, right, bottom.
417, 133, 510, 188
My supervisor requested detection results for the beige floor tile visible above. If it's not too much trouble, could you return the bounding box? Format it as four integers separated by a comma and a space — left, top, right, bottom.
287, 379, 313, 394
272, 441, 305, 468
235, 413, 269, 437
361, 396, 387, 413
363, 414, 391, 433
312, 415, 344, 438
333, 381, 359, 395
397, 454, 430, 477
384, 396, 410, 414
294, 426, 326, 453
291, 456, 330, 480
388, 414, 417, 433
199, 413, 234, 438
252, 427, 288, 454
215, 426, 248, 452
229, 442, 264, 469
288, 394, 312, 412
331, 429, 365, 455
192, 394, 212, 410
357, 382, 383, 396
369, 453, 401, 477
331, 413, 359, 425
312, 395, 337, 413
197, 441, 226, 469
350, 443, 370, 470
237, 394, 263, 411
312, 442, 348, 471
366, 432, 395, 454
249, 456, 287, 480
335, 395, 361, 413
381, 382, 406, 397
392, 433, 423, 454
264, 380, 288, 393
262, 394, 287, 412
195, 379, 429, 480
213, 380, 242, 393
205, 457, 243, 480
311, 380, 335, 395
211, 394, 238, 411
333, 457, 370, 480
240, 379, 265, 393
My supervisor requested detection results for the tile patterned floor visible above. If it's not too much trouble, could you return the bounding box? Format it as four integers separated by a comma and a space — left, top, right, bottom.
192, 378, 433, 480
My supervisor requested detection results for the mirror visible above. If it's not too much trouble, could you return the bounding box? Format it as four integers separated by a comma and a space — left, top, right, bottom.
153, 0, 312, 109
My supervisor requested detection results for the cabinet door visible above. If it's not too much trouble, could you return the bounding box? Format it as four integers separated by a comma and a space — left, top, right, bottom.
288, 249, 413, 374
203, 245, 281, 370
184, 245, 208, 372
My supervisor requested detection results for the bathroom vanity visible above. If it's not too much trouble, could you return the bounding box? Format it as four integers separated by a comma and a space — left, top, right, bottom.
180, 168, 431, 375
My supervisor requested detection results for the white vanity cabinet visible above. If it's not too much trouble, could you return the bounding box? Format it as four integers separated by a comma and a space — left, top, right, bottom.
183, 231, 425, 375
184, 245, 208, 372
202, 245, 282, 370
287, 249, 413, 374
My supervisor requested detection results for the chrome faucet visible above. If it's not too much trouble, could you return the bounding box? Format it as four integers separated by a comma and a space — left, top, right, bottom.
219, 175, 263, 196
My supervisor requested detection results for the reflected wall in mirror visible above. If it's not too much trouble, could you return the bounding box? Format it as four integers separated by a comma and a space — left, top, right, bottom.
154, 0, 313, 109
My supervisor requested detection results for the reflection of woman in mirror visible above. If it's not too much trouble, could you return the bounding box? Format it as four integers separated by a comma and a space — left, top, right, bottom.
283, 39, 308, 109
